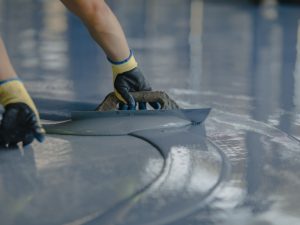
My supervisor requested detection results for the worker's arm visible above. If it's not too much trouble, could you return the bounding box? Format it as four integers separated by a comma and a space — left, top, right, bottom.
61, 0, 159, 110
0, 37, 45, 147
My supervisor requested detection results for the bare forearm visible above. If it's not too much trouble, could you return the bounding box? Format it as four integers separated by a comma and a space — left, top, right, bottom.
0, 37, 17, 80
61, 0, 130, 61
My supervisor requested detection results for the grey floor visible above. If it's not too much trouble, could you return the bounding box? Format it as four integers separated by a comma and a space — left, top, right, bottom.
0, 0, 300, 224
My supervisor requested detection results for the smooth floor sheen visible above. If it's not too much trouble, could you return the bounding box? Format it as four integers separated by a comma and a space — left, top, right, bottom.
0, 135, 164, 225
0, 0, 300, 225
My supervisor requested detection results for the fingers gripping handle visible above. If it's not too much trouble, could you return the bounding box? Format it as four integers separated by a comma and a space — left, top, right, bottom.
96, 91, 180, 112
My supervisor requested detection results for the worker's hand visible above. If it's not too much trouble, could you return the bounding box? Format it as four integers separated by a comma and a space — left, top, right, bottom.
114, 67, 160, 110
0, 103, 45, 147
0, 78, 45, 147
110, 51, 160, 110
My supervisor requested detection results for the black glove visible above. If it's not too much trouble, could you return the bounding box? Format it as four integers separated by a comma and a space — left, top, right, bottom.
114, 67, 160, 110
0, 103, 45, 148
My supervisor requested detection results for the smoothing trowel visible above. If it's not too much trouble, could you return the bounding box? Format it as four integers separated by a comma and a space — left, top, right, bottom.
96, 91, 180, 111
44, 91, 211, 136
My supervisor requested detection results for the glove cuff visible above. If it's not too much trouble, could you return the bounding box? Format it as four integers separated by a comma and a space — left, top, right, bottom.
110, 50, 138, 78
0, 78, 39, 118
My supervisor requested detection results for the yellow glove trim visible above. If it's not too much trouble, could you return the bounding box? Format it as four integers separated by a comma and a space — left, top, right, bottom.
112, 54, 138, 79
114, 90, 127, 104
0, 80, 40, 120
111, 54, 138, 103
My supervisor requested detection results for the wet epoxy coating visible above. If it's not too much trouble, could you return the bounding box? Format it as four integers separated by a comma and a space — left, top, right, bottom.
0, 136, 164, 225
1, 0, 300, 225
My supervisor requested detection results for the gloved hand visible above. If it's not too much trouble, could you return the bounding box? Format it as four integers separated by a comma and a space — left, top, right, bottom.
110, 50, 160, 110
0, 78, 45, 147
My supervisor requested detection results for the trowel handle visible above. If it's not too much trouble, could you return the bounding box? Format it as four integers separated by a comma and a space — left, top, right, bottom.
96, 91, 180, 112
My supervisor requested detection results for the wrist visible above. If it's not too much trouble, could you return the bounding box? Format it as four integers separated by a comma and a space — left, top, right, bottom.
0, 78, 39, 117
109, 50, 138, 78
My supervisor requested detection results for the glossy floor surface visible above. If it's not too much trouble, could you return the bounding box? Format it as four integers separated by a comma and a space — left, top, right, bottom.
0, 0, 300, 224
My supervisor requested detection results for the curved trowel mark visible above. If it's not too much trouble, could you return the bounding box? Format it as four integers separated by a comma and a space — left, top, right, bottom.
45, 108, 226, 225
83, 125, 230, 225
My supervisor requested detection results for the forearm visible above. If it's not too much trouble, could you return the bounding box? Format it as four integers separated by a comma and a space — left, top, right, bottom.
60, 0, 157, 110
0, 37, 44, 146
61, 0, 130, 61
0, 37, 17, 80
0, 37, 38, 117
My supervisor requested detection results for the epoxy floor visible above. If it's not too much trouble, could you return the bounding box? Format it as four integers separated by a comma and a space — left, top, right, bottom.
0, 0, 300, 224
